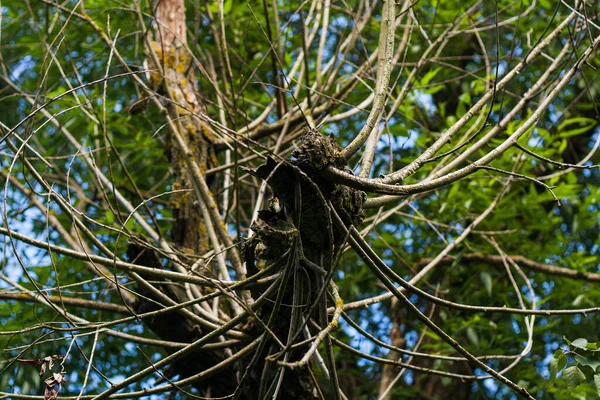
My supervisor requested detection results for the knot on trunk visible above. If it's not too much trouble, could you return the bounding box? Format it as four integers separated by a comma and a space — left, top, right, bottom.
292, 127, 345, 171
331, 184, 366, 227
239, 131, 366, 399
246, 209, 298, 263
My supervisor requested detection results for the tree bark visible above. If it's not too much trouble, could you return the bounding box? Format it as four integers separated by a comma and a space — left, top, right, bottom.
130, 1, 235, 397
151, 0, 217, 257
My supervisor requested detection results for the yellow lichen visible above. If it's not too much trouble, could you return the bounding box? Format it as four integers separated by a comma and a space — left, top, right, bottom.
149, 71, 162, 90
200, 124, 217, 143
185, 123, 195, 133
198, 219, 208, 238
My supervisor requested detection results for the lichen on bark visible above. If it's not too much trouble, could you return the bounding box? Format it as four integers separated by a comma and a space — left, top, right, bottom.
292, 127, 346, 171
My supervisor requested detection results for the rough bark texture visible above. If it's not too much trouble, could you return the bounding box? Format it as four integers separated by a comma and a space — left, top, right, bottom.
241, 130, 366, 399
129, 1, 234, 397
134, 2, 369, 397
152, 0, 217, 257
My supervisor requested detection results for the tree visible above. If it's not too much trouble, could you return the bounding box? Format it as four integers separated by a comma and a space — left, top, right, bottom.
1, 0, 599, 398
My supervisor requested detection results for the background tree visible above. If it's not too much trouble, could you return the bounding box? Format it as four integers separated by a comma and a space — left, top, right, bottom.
1, 0, 599, 399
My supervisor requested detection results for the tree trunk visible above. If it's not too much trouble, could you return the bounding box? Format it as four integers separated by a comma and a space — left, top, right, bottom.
130, 0, 235, 397
132, 3, 369, 398
378, 298, 473, 400
151, 0, 216, 257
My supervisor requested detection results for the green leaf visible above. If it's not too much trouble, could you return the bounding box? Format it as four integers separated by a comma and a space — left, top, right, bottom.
106, 210, 114, 225
125, 217, 135, 231
446, 181, 460, 201
420, 67, 442, 86
550, 352, 567, 380
425, 85, 444, 95
558, 117, 596, 138
574, 354, 600, 372
466, 327, 479, 348
594, 374, 600, 397
571, 338, 589, 349
208, 0, 233, 14
558, 138, 568, 153
451, 250, 464, 268
572, 294, 585, 306
470, 79, 486, 94
586, 343, 599, 351
459, 92, 471, 105
562, 366, 586, 391
480, 271, 492, 297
